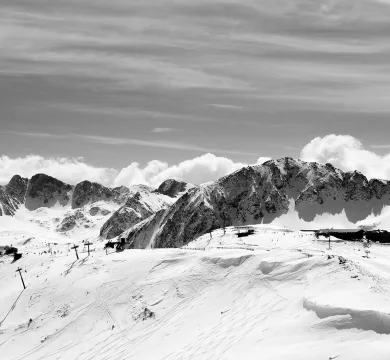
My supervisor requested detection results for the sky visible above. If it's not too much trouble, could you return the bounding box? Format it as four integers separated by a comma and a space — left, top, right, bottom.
2, 0, 390, 187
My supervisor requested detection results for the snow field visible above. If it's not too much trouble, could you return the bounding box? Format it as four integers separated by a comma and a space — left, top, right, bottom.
1, 226, 390, 359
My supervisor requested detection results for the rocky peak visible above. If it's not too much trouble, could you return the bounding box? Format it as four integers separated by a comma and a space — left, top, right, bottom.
5, 175, 28, 204
25, 174, 73, 211
0, 175, 29, 216
369, 179, 390, 199
154, 179, 195, 198
324, 162, 337, 172
343, 170, 372, 201
72, 180, 114, 209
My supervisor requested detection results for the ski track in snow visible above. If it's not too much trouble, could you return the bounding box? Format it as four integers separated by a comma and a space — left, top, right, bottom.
1, 225, 390, 359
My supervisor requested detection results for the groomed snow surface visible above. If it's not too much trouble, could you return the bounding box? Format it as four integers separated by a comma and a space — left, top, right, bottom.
1, 224, 390, 360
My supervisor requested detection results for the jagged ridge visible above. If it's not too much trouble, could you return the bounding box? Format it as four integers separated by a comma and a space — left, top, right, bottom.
0, 174, 151, 214
0, 174, 193, 240
122, 157, 390, 249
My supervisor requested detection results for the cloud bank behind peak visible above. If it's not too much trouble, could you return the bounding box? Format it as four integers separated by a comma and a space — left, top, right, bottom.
1, 135, 390, 189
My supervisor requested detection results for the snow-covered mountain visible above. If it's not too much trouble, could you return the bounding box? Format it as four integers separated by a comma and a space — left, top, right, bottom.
0, 174, 191, 242
0, 174, 146, 215
122, 157, 390, 249
100, 189, 173, 240
3, 158, 390, 248
99, 179, 196, 240
71, 180, 132, 209
3, 160, 390, 359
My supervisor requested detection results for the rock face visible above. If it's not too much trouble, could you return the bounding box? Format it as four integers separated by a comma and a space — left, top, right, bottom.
0, 175, 29, 216
89, 207, 111, 217
71, 181, 131, 209
25, 174, 73, 211
154, 179, 196, 198
122, 157, 390, 249
70, 183, 148, 210
100, 190, 174, 240
6, 175, 29, 204
57, 210, 91, 232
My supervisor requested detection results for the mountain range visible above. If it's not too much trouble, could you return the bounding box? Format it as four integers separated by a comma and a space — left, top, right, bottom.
1, 157, 390, 247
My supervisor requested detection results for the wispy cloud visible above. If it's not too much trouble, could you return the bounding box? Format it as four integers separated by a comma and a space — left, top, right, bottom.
3, 0, 390, 111
0, 4, 250, 92
11, 131, 257, 156
3, 0, 390, 163
75, 134, 256, 156
45, 103, 215, 123
10, 132, 54, 138
151, 127, 179, 133
209, 104, 243, 110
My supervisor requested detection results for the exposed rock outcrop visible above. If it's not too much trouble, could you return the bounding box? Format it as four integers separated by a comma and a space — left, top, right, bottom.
56, 210, 91, 233
89, 206, 111, 217
154, 179, 196, 198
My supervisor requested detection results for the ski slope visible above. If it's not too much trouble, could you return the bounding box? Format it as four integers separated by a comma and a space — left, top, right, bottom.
1, 226, 390, 359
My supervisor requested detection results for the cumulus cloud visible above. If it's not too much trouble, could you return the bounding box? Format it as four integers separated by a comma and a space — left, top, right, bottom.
0, 153, 249, 188
113, 160, 169, 188
0, 155, 117, 186
113, 154, 246, 188
300, 134, 390, 180
3, 135, 390, 191
257, 156, 271, 164
153, 153, 246, 186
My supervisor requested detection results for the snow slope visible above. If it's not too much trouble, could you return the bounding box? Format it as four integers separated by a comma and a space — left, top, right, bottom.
1, 225, 390, 359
